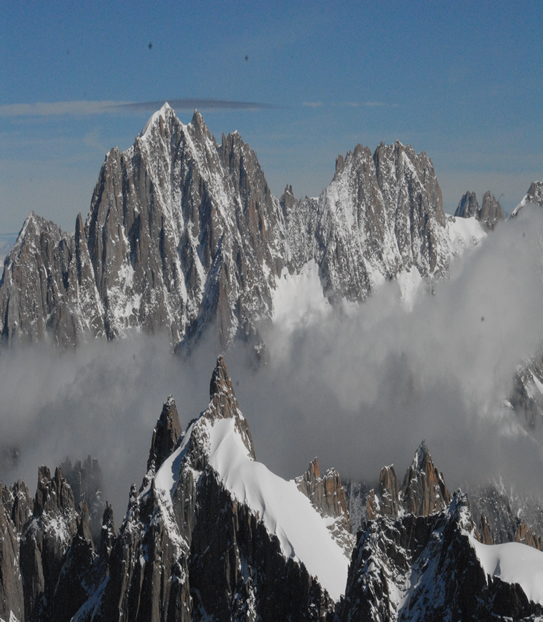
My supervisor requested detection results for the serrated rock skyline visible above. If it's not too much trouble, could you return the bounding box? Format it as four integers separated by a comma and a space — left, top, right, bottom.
1, 103, 481, 351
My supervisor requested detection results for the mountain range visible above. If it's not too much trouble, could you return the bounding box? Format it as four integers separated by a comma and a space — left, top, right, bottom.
1, 104, 543, 620
0, 103, 485, 353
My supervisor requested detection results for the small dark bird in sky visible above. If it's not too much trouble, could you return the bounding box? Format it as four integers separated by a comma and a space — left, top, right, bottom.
245, 55, 248, 61
148, 42, 153, 50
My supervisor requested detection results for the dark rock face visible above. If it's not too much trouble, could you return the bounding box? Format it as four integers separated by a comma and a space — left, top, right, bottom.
20, 466, 79, 620
0, 106, 457, 351
470, 481, 543, 551
61, 455, 105, 541
343, 479, 372, 534
0, 212, 103, 347
455, 190, 504, 230
2, 479, 32, 532
147, 395, 183, 473
340, 493, 543, 621
0, 483, 25, 622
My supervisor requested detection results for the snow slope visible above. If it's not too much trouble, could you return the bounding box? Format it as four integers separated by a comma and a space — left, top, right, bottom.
470, 535, 543, 605
446, 214, 486, 256
155, 415, 349, 601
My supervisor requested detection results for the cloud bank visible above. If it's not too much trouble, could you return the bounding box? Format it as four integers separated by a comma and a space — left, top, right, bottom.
1, 209, 543, 522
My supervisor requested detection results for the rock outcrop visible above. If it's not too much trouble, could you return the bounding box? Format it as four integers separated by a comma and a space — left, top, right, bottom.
455, 190, 504, 230
0, 483, 25, 622
470, 481, 543, 551
146, 395, 183, 474
455, 190, 480, 218
366, 441, 450, 520
340, 492, 543, 621
511, 180, 543, 217
479, 191, 504, 230
296, 457, 354, 555
401, 440, 450, 515
60, 455, 105, 541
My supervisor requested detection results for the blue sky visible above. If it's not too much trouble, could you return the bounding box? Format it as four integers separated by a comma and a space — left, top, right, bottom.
1, 0, 541, 233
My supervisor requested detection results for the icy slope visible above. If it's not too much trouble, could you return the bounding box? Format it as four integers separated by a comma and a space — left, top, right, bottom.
470, 536, 543, 605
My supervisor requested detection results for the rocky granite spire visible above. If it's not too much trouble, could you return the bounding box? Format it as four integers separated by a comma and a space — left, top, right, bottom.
147, 396, 183, 473
295, 457, 354, 555
479, 191, 504, 230
366, 441, 450, 520
401, 440, 450, 515
205, 355, 256, 459
455, 190, 504, 231
455, 190, 479, 218
377, 465, 400, 516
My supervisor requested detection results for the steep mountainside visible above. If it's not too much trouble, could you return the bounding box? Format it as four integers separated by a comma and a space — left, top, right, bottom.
340, 445, 543, 621
282, 141, 455, 303
511, 180, 543, 217
0, 105, 286, 350
0, 104, 481, 351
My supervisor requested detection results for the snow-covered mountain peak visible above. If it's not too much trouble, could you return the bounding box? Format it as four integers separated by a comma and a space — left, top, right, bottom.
139, 101, 174, 139
148, 357, 350, 602
512, 180, 543, 217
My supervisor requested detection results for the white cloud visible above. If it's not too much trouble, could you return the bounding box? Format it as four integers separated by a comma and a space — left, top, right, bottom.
2, 210, 543, 521
0, 99, 277, 119
0, 101, 131, 118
